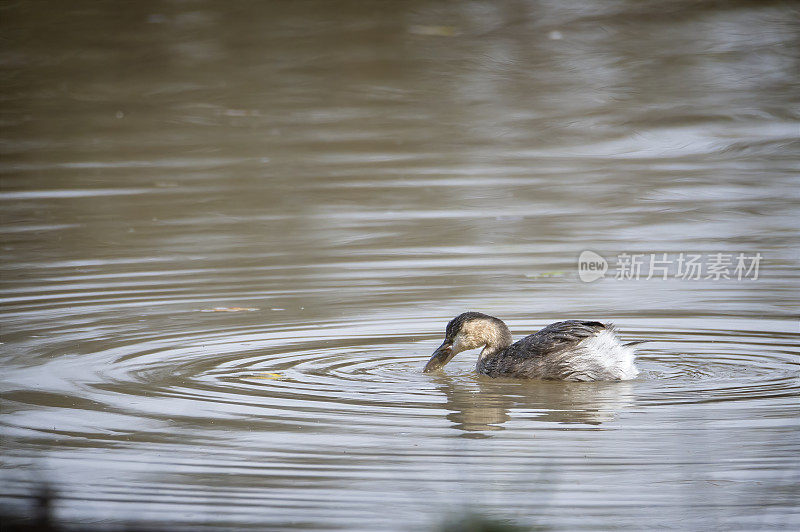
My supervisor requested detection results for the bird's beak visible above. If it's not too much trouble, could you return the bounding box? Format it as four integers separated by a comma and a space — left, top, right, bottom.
423, 340, 454, 372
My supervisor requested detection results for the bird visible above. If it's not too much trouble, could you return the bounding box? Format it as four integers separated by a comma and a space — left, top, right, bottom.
423, 312, 641, 381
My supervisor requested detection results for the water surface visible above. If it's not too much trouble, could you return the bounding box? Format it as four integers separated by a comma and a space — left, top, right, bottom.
2, 1, 799, 530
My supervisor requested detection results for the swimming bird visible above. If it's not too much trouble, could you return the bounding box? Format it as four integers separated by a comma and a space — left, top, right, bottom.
423, 312, 640, 381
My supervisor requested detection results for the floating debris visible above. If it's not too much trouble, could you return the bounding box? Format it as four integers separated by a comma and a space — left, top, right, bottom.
249, 372, 283, 380
219, 108, 262, 117
408, 25, 460, 37
525, 271, 565, 279
199, 307, 259, 312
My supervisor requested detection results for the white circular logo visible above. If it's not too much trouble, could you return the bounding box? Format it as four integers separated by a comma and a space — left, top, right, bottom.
578, 250, 608, 282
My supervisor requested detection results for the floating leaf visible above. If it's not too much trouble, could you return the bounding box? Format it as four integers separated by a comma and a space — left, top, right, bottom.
250, 372, 283, 380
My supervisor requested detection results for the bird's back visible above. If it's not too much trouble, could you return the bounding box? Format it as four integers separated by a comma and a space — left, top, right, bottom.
478, 320, 639, 381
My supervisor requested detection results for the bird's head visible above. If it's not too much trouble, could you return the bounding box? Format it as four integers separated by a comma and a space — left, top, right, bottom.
423, 312, 512, 372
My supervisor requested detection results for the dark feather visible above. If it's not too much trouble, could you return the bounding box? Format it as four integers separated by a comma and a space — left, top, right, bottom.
502, 320, 606, 360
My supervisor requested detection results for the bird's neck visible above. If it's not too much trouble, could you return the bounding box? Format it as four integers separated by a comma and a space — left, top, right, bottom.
478, 320, 513, 359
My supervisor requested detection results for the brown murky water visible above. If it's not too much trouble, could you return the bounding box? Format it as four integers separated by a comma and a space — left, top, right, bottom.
2, 1, 799, 530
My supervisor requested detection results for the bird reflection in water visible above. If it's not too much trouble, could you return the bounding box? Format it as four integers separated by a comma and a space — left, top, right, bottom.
429, 373, 635, 436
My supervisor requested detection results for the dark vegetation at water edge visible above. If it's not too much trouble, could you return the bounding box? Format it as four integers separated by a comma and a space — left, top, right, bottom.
2, 489, 538, 532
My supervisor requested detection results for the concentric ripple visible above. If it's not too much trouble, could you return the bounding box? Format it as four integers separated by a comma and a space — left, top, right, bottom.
3, 314, 799, 531
6, 316, 797, 442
